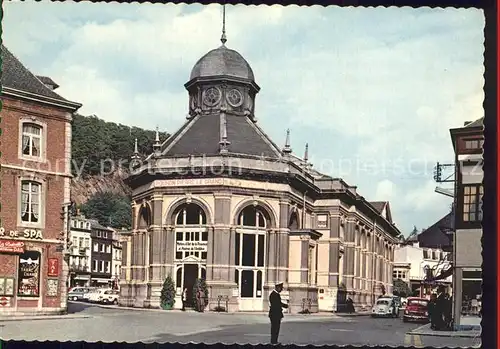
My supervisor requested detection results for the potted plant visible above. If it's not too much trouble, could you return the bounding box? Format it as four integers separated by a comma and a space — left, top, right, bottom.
192, 278, 209, 312
160, 275, 176, 310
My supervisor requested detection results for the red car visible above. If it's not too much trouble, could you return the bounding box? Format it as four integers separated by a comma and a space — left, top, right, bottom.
403, 297, 429, 323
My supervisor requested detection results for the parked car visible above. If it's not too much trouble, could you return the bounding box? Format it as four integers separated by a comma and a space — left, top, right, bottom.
403, 297, 429, 323
100, 290, 120, 305
68, 287, 91, 301
88, 288, 113, 303
82, 287, 98, 302
371, 297, 398, 318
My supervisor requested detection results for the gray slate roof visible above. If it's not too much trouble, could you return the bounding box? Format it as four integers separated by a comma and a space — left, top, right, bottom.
162, 113, 282, 158
418, 212, 453, 249
190, 45, 255, 81
1, 44, 80, 109
464, 117, 484, 128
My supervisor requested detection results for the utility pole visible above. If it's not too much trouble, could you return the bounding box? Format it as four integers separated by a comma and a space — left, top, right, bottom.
59, 201, 74, 313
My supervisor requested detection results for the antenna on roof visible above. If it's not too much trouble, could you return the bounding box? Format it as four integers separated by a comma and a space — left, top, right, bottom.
221, 2, 227, 45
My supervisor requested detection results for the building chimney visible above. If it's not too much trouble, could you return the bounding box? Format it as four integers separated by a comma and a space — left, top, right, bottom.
37, 76, 60, 91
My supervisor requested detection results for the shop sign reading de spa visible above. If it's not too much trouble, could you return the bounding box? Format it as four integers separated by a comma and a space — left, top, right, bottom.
0, 227, 44, 240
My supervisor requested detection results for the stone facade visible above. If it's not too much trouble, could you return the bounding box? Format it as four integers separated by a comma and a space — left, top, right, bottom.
119, 39, 400, 313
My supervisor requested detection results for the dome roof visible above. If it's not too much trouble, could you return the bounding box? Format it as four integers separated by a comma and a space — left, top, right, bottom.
190, 45, 255, 81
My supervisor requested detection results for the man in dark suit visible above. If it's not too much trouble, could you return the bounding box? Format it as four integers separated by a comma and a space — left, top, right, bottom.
268, 282, 289, 345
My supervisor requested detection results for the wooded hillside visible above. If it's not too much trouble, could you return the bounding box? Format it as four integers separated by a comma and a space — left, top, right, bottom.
71, 114, 169, 229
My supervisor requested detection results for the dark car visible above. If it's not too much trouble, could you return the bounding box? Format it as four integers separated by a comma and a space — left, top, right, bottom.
403, 297, 429, 323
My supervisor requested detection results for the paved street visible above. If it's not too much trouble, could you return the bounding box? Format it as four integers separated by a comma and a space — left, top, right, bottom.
0, 302, 481, 347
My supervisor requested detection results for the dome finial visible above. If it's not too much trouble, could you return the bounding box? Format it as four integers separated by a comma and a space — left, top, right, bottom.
221, 3, 227, 45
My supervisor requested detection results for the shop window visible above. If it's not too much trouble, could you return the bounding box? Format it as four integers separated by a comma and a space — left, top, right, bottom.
20, 181, 41, 224
21, 123, 42, 158
201, 268, 206, 280
17, 250, 41, 297
463, 185, 483, 222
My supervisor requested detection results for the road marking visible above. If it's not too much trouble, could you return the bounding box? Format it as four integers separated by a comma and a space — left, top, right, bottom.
404, 334, 413, 346
329, 329, 353, 332
413, 335, 422, 347
174, 327, 224, 336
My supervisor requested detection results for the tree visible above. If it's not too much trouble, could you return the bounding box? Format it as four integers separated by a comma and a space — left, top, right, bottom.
192, 278, 209, 312
160, 275, 176, 310
81, 192, 132, 229
393, 278, 411, 297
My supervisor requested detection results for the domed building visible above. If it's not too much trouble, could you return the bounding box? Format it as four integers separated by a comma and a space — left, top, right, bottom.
119, 33, 401, 313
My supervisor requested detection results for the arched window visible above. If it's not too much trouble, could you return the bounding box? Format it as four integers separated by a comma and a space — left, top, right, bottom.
137, 205, 151, 229
288, 211, 299, 230
175, 203, 206, 225
234, 206, 268, 299
174, 203, 208, 261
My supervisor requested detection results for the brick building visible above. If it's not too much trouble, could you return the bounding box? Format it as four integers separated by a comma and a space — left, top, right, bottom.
0, 45, 81, 315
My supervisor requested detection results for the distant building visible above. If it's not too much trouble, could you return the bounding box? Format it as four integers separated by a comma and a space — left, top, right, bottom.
449, 118, 483, 327
111, 229, 124, 290
69, 215, 92, 287
394, 216, 453, 298
0, 45, 81, 315
89, 220, 114, 287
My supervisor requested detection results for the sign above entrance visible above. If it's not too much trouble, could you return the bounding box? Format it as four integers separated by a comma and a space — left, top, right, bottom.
176, 241, 208, 252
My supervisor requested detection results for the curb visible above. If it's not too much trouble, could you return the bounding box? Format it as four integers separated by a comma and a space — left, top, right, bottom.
0, 314, 91, 322
407, 330, 481, 338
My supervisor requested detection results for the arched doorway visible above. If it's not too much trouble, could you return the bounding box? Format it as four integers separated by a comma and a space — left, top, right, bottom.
173, 203, 208, 308
234, 205, 269, 311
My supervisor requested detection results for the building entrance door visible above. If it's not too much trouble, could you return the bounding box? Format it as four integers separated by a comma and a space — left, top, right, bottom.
183, 264, 198, 308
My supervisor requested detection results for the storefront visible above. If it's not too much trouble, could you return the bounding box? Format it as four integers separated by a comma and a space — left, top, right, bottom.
0, 227, 64, 315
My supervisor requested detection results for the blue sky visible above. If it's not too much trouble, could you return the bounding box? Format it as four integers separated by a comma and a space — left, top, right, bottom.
3, 3, 485, 235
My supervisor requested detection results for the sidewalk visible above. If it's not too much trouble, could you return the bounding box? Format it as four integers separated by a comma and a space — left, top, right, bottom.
0, 314, 91, 322
89, 303, 348, 318
407, 323, 481, 338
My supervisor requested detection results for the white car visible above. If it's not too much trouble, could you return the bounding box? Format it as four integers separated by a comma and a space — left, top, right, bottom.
371, 297, 398, 318
100, 289, 120, 305
88, 288, 112, 303
82, 288, 98, 302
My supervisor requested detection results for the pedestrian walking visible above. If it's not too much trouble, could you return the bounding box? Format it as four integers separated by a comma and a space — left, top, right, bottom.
181, 288, 188, 311
428, 293, 437, 329
268, 282, 289, 345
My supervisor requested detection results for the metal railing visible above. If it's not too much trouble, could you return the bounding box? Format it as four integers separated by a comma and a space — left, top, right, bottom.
301, 298, 312, 313
213, 295, 229, 312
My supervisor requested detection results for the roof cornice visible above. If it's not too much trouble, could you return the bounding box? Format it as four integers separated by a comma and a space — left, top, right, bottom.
2, 87, 82, 111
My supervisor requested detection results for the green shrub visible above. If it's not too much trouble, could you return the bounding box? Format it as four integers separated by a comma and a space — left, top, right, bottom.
160, 275, 176, 309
